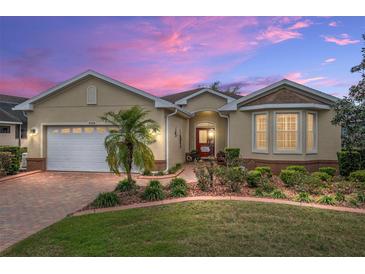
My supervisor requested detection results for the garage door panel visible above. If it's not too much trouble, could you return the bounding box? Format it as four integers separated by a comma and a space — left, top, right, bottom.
47, 126, 110, 172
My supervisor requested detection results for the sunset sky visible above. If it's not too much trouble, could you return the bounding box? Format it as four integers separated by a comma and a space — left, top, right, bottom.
0, 16, 364, 98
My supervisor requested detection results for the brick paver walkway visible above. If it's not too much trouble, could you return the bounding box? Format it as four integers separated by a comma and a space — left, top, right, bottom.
0, 172, 119, 251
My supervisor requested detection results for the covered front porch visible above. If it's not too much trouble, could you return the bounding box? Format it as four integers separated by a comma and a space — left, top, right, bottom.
188, 110, 228, 158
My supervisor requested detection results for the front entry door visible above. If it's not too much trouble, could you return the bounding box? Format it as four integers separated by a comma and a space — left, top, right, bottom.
196, 128, 215, 158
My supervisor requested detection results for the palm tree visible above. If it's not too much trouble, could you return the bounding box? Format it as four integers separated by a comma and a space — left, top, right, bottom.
101, 106, 160, 182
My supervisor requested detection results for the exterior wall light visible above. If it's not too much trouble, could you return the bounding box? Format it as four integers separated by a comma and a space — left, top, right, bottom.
208, 129, 215, 139
30, 127, 38, 136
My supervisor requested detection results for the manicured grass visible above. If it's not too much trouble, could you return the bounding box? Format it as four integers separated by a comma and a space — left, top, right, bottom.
2, 201, 365, 256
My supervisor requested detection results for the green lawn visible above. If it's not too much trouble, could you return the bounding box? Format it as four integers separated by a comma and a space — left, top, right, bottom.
2, 201, 365, 256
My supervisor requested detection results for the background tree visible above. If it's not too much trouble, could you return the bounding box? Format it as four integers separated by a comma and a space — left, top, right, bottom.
332, 34, 365, 150
101, 106, 160, 182
206, 81, 241, 96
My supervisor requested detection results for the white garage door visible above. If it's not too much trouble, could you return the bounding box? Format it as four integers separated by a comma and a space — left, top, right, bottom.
47, 126, 110, 172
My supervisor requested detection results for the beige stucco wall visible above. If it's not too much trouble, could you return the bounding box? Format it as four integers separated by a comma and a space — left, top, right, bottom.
189, 111, 228, 154
167, 114, 189, 167
229, 108, 341, 161
182, 92, 228, 112
26, 76, 166, 161
0, 124, 28, 147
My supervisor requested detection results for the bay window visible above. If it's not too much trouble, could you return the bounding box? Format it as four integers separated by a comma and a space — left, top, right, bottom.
253, 112, 268, 153
274, 112, 301, 153
306, 112, 317, 153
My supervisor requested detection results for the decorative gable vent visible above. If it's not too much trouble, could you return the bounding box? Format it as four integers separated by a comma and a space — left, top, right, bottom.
86, 85, 97, 105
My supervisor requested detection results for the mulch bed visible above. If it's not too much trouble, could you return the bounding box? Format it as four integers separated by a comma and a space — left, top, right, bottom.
80, 175, 365, 212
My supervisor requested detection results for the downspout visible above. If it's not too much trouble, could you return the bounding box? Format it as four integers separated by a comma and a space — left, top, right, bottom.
218, 112, 230, 147
164, 109, 178, 172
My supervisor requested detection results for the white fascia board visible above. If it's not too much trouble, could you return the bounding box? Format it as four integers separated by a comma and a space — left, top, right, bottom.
0, 121, 23, 125
218, 79, 339, 112
175, 88, 236, 105
239, 103, 331, 111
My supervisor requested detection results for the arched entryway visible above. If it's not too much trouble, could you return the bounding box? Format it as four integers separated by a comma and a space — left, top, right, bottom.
189, 110, 228, 158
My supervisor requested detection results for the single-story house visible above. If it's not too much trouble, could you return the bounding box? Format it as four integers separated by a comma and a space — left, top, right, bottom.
0, 94, 28, 147
14, 70, 341, 173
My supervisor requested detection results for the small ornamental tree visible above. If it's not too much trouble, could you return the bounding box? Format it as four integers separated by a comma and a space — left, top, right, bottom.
332, 34, 365, 151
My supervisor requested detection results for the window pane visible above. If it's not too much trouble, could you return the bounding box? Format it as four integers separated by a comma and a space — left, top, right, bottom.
255, 114, 267, 151
199, 130, 208, 143
307, 113, 315, 152
72, 127, 82, 134
276, 113, 298, 151
84, 127, 94, 134
61, 128, 71, 134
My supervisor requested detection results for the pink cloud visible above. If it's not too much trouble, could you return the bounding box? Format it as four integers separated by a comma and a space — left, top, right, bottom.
328, 21, 338, 27
322, 57, 336, 65
285, 72, 325, 84
257, 26, 302, 44
323, 34, 360, 45
288, 19, 312, 30
0, 77, 56, 98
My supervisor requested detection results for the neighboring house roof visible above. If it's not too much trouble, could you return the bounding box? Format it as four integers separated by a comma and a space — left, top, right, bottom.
161, 87, 241, 104
218, 79, 339, 111
13, 70, 193, 118
0, 94, 28, 124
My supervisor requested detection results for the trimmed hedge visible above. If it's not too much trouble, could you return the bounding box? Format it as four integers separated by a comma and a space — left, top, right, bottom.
311, 171, 332, 182
224, 148, 240, 166
0, 146, 21, 175
319, 167, 336, 177
255, 166, 272, 177
349, 170, 365, 183
280, 169, 301, 187
337, 150, 361, 176
286, 165, 307, 174
247, 170, 261, 187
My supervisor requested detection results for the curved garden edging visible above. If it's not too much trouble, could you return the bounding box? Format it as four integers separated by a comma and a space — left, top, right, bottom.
72, 195, 365, 217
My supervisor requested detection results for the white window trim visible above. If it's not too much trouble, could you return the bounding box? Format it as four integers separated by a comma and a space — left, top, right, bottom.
273, 111, 303, 154
306, 111, 318, 154
252, 111, 269, 154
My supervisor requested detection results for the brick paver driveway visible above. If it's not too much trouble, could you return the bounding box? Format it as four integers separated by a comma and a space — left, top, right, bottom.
0, 172, 119, 252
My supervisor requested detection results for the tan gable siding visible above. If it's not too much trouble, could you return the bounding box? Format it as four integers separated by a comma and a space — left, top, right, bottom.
182, 92, 228, 112
243, 87, 331, 107
26, 77, 165, 161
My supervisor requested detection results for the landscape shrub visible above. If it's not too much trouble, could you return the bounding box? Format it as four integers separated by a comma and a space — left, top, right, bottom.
156, 171, 165, 176
295, 192, 312, 203
142, 180, 165, 201
357, 149, 365, 170
214, 166, 229, 185
337, 150, 361, 176
91, 192, 119, 208
335, 192, 346, 202
254, 188, 264, 197
311, 171, 332, 182
317, 195, 336, 205
294, 174, 324, 195
0, 146, 21, 175
225, 166, 246, 192
319, 167, 337, 177
255, 166, 272, 177
115, 179, 137, 192
142, 169, 152, 176
169, 177, 187, 189
170, 185, 188, 197
247, 170, 261, 187
286, 165, 307, 174
357, 192, 365, 203
194, 164, 213, 191
224, 148, 240, 166
349, 170, 365, 183
270, 189, 286, 199
279, 169, 302, 187
168, 163, 182, 174
0, 152, 12, 175
259, 177, 275, 193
